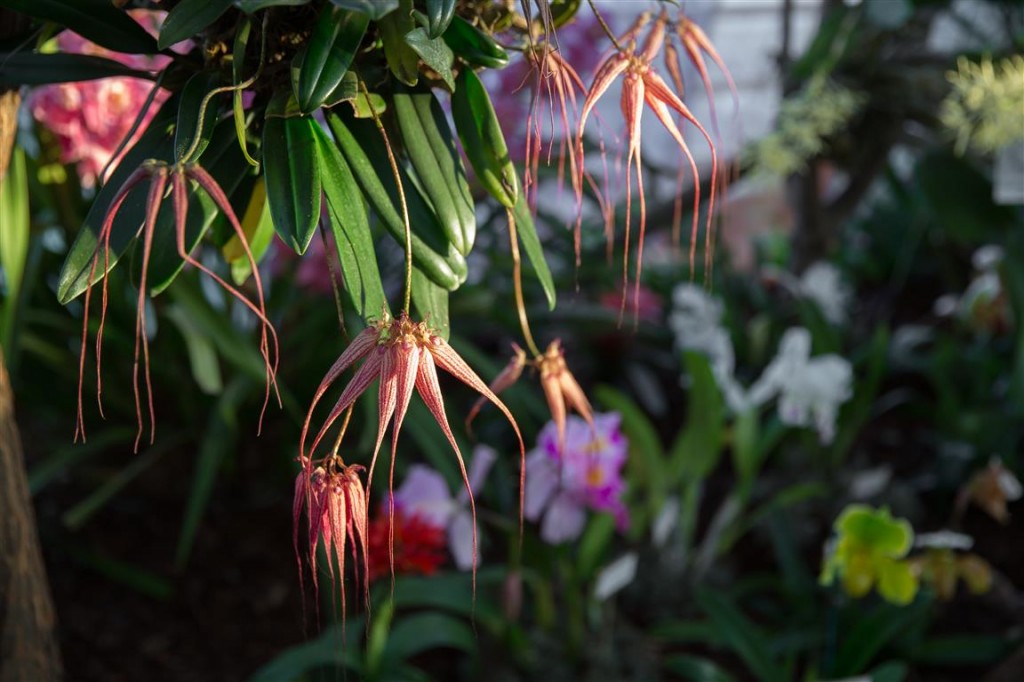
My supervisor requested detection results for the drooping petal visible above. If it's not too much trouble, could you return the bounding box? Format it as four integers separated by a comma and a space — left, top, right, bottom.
307, 348, 384, 459
300, 327, 378, 458
466, 344, 526, 430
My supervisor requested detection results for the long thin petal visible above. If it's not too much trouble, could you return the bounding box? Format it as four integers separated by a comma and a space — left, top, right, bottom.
300, 327, 378, 459
132, 170, 166, 452
415, 349, 478, 588
429, 337, 527, 533
559, 369, 594, 428
465, 345, 526, 431
307, 350, 384, 458
365, 346, 399, 499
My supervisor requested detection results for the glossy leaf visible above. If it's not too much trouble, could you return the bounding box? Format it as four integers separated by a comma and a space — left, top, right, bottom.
452, 67, 517, 207
262, 101, 322, 253
312, 123, 389, 321
250, 623, 363, 682
296, 6, 368, 113
424, 0, 456, 38
442, 16, 508, 69
379, 0, 419, 85
223, 179, 275, 284
328, 0, 399, 19
0, 52, 153, 87
325, 109, 466, 291
0, 0, 157, 54
411, 267, 449, 340
382, 612, 476, 663
231, 16, 260, 168
235, 0, 309, 12
159, 0, 235, 50
671, 352, 725, 480
57, 98, 178, 304
510, 174, 556, 310
175, 72, 224, 163
404, 28, 454, 90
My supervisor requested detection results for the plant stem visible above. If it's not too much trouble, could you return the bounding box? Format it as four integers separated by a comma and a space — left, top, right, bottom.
586, 0, 623, 53
505, 208, 541, 357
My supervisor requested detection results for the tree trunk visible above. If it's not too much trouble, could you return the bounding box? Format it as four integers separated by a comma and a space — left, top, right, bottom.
0, 347, 63, 682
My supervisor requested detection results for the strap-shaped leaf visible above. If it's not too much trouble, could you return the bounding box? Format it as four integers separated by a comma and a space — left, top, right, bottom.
295, 5, 368, 113
0, 52, 153, 86
411, 265, 449, 341
423, 0, 456, 38
175, 72, 224, 163
235, 0, 309, 12
262, 99, 322, 253
138, 118, 251, 296
159, 0, 234, 50
327, 0, 399, 19
379, 0, 418, 85
509, 174, 556, 310
404, 28, 454, 91
57, 98, 179, 304
0, 0, 157, 54
442, 16, 508, 69
312, 123, 388, 321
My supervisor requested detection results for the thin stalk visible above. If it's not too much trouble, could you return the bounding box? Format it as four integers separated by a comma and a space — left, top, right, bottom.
98, 69, 167, 187
586, 0, 623, 52
505, 208, 541, 357
329, 405, 356, 459
361, 80, 412, 315
180, 12, 268, 164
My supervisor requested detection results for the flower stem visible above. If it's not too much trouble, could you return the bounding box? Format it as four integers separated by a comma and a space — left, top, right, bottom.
329, 405, 356, 459
506, 207, 542, 358
361, 80, 413, 316
586, 0, 623, 53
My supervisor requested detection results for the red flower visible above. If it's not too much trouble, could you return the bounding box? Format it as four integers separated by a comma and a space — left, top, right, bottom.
366, 509, 447, 583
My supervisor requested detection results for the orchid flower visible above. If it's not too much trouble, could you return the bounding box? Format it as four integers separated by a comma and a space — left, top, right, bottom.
525, 413, 629, 544
76, 163, 280, 451
300, 313, 526, 583
391, 446, 498, 570
576, 10, 718, 322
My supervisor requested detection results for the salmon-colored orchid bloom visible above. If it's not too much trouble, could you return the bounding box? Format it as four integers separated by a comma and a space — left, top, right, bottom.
293, 458, 369, 613
576, 10, 719, 323
75, 162, 279, 451
300, 312, 526, 584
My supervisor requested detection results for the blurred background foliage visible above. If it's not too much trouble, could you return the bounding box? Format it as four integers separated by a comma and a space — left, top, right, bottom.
0, 0, 1023, 680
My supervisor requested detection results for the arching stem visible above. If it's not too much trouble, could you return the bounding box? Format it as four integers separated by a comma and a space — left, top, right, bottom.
505, 207, 542, 358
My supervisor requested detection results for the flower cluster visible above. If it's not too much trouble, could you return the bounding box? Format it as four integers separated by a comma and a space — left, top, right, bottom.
525, 412, 629, 544
940, 55, 1024, 155
27, 13, 171, 189
669, 284, 853, 444
749, 75, 865, 177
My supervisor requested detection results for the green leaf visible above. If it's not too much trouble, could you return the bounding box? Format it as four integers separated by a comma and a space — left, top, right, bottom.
0, 147, 29, 353
295, 6, 368, 113
662, 654, 738, 682
175, 72, 224, 163
328, 0, 399, 19
62, 437, 183, 530
28, 427, 135, 494
175, 378, 250, 569
250, 623, 363, 682
442, 15, 508, 69
423, 0, 456, 38
159, 0, 235, 51
576, 513, 616, 581
232, 18, 260, 168
910, 635, 1010, 666
379, 0, 419, 85
671, 351, 725, 481
312, 123, 389, 321
57, 98, 179, 305
510, 175, 556, 310
235, 0, 309, 12
832, 600, 930, 676
262, 100, 322, 253
404, 28, 454, 91
165, 306, 223, 395
0, 0, 158, 53
917, 150, 1017, 244
382, 612, 476, 663
695, 589, 786, 682
0, 52, 154, 86
224, 179, 275, 284
411, 266, 450, 340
